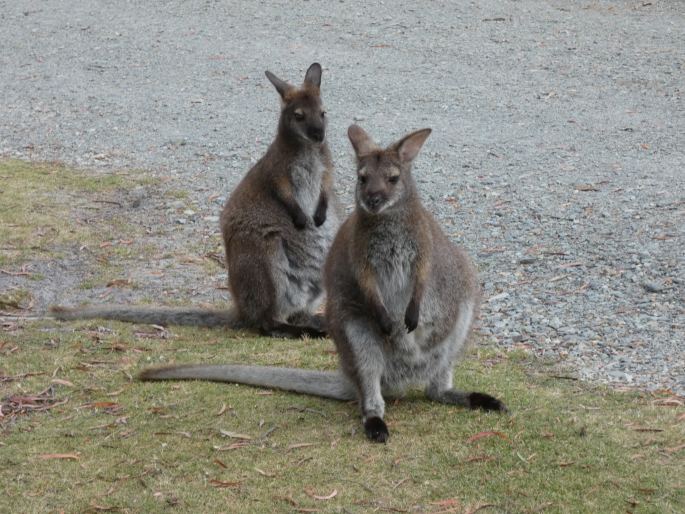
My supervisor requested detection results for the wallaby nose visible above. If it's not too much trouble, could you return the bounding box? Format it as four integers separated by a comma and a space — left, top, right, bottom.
366, 193, 383, 210
308, 126, 325, 143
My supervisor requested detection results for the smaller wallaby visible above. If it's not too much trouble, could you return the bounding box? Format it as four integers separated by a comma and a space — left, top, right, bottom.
52, 63, 341, 339
139, 124, 507, 442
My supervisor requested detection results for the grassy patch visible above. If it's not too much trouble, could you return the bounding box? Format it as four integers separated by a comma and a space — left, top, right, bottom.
1, 322, 682, 513
0, 159, 148, 266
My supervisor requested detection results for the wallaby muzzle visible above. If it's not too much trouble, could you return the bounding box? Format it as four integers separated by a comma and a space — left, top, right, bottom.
307, 125, 325, 143
364, 192, 386, 213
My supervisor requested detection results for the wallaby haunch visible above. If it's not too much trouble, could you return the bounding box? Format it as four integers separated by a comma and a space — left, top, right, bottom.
139, 124, 507, 442
52, 63, 341, 339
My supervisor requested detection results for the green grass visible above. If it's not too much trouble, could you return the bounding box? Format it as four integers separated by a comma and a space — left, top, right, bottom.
1, 160, 683, 512
1, 322, 683, 514
0, 159, 148, 266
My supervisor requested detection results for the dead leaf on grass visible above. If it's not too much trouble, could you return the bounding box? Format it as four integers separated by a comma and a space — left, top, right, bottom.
39, 453, 80, 461
651, 397, 684, 407
466, 454, 495, 463
430, 498, 461, 507
664, 443, 685, 454
287, 442, 316, 451
465, 503, 497, 514
255, 467, 276, 477
213, 441, 251, 451
219, 429, 252, 440
305, 488, 338, 500
466, 431, 509, 443
217, 403, 230, 416
209, 479, 241, 489
214, 459, 227, 469
626, 424, 664, 433
51, 378, 74, 387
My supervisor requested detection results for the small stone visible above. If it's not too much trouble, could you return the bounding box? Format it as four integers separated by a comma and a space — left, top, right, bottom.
176, 218, 187, 225
642, 281, 664, 293
183, 209, 196, 216
488, 292, 509, 303
518, 257, 536, 265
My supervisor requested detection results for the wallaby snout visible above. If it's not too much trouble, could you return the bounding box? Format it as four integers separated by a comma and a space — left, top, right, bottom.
307, 123, 325, 144
363, 189, 387, 213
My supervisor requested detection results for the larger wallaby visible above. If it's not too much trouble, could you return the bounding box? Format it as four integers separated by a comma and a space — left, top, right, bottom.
139, 124, 507, 442
51, 63, 341, 338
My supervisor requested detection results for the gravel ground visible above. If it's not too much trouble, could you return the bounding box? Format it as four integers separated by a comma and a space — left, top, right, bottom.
1, 0, 683, 395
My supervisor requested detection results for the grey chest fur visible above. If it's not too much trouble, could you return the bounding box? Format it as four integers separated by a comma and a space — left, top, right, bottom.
367, 221, 418, 317
290, 152, 324, 217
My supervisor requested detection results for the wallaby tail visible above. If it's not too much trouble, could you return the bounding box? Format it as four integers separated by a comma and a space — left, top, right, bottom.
139, 364, 356, 401
49, 305, 244, 329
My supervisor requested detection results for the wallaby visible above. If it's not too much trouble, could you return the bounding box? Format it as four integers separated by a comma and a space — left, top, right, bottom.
139, 124, 507, 442
51, 63, 341, 338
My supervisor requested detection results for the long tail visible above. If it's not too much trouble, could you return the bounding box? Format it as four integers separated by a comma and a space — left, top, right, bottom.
139, 364, 356, 400
49, 305, 243, 329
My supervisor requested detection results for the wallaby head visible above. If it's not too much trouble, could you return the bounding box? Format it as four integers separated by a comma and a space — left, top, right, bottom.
265, 63, 326, 145
347, 124, 432, 214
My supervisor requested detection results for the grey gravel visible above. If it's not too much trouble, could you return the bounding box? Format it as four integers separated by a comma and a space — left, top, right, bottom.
1, 0, 683, 395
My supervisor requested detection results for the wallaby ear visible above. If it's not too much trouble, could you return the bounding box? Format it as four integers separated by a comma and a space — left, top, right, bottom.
348, 124, 378, 157
265, 70, 293, 99
303, 62, 322, 88
395, 128, 432, 163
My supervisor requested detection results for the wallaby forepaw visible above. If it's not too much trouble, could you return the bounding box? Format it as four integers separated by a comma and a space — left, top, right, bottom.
293, 211, 308, 229
468, 392, 508, 413
404, 301, 419, 333
364, 417, 389, 443
378, 311, 393, 335
313, 206, 327, 227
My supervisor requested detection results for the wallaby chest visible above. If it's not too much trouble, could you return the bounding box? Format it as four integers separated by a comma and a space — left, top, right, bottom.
290, 151, 325, 216
365, 219, 418, 314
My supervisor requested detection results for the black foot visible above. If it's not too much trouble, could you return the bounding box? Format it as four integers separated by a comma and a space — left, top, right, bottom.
364, 417, 389, 443
468, 392, 508, 413
261, 321, 327, 339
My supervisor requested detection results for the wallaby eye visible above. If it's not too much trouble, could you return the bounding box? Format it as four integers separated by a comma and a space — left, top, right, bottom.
359, 176, 367, 184
321, 111, 326, 118
388, 176, 399, 184
294, 111, 305, 121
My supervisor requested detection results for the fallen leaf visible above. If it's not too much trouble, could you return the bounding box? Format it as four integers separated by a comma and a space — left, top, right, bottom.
219, 429, 252, 440
287, 443, 316, 451
466, 431, 509, 444
214, 459, 227, 469
305, 488, 338, 500
627, 425, 664, 433
652, 397, 684, 407
466, 454, 495, 463
255, 467, 275, 477
50, 379, 74, 387
430, 498, 461, 507
106, 278, 132, 288
217, 403, 229, 416
209, 479, 241, 489
213, 441, 251, 451
466, 503, 497, 514
39, 453, 80, 461
89, 503, 117, 512
664, 443, 685, 454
